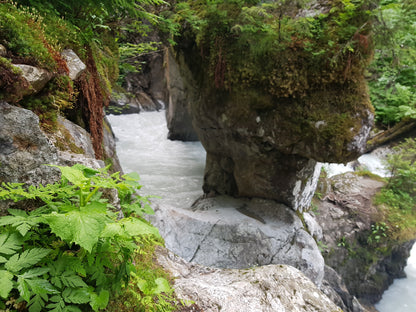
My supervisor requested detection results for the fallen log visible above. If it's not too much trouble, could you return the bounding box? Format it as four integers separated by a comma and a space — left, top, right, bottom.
366, 119, 416, 152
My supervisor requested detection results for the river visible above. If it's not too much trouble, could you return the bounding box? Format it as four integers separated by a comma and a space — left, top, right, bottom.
107, 110, 414, 312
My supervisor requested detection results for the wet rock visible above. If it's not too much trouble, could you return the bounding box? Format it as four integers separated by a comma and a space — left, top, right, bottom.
149, 196, 325, 286
12, 64, 53, 94
107, 92, 141, 115
102, 117, 123, 173
61, 49, 86, 81
164, 48, 199, 141
321, 265, 367, 312
156, 246, 342, 312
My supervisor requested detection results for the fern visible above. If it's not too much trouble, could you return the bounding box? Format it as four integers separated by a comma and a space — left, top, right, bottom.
5, 248, 50, 273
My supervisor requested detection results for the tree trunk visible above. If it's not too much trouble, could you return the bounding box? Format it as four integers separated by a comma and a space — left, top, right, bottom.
366, 119, 416, 152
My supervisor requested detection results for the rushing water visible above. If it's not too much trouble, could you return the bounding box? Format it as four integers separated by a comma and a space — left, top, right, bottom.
106, 111, 206, 209
107, 110, 414, 311
375, 246, 416, 311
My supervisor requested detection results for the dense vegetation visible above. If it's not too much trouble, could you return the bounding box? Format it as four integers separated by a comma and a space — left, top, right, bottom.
168, 0, 374, 97
0, 165, 179, 312
368, 0, 416, 126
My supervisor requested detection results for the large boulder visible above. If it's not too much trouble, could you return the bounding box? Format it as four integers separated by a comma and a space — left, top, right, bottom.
166, 0, 374, 211
0, 101, 59, 186
12, 64, 53, 94
149, 196, 325, 286
156, 246, 342, 312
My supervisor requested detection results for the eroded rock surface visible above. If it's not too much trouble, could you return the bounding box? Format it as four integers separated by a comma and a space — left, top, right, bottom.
165, 0, 374, 210
156, 246, 342, 312
0, 101, 59, 186
315, 173, 414, 305
149, 196, 324, 286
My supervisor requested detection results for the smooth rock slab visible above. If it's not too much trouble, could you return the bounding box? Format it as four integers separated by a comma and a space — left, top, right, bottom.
149, 196, 324, 286
156, 247, 342, 312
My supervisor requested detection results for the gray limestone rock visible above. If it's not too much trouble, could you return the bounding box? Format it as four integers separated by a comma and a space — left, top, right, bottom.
149, 196, 325, 286
107, 92, 141, 115
156, 246, 342, 312
315, 173, 414, 305
164, 48, 199, 141
102, 117, 123, 173
61, 49, 86, 81
0, 101, 59, 187
12, 64, 53, 94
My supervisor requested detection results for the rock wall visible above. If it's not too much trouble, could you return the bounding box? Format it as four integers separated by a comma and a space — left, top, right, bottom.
164, 0, 375, 211
315, 173, 415, 306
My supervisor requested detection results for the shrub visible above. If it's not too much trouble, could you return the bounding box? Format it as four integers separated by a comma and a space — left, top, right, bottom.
0, 164, 173, 312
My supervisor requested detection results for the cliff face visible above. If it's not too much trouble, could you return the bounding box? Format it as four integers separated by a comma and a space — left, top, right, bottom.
166, 0, 375, 211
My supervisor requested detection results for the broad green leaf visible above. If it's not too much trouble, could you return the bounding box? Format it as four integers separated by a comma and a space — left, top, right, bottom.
0, 232, 22, 255
46, 295, 66, 312
60, 271, 88, 288
0, 256, 7, 263
8, 208, 28, 217
153, 277, 172, 295
0, 215, 24, 227
16, 222, 32, 236
82, 201, 107, 214
101, 222, 124, 238
120, 218, 160, 237
62, 287, 90, 304
5, 248, 50, 273
54, 165, 88, 186
0, 270, 13, 299
90, 289, 109, 311
44, 211, 104, 252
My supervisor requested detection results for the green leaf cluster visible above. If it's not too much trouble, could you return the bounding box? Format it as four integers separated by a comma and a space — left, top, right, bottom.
368, 0, 416, 125
0, 165, 170, 312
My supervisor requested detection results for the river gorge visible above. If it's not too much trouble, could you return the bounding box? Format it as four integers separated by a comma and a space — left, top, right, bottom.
108, 111, 415, 312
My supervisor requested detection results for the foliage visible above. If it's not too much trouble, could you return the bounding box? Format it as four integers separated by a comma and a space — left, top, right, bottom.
118, 41, 161, 85
367, 222, 389, 245
168, 0, 374, 95
368, 0, 416, 125
375, 138, 416, 241
0, 164, 175, 312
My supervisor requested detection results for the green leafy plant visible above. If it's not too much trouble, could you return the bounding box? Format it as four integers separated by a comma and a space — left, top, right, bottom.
0, 164, 168, 312
375, 138, 416, 241
367, 222, 389, 245
368, 0, 416, 126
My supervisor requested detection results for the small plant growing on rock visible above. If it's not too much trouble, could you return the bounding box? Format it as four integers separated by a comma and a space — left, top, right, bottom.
367, 222, 389, 245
